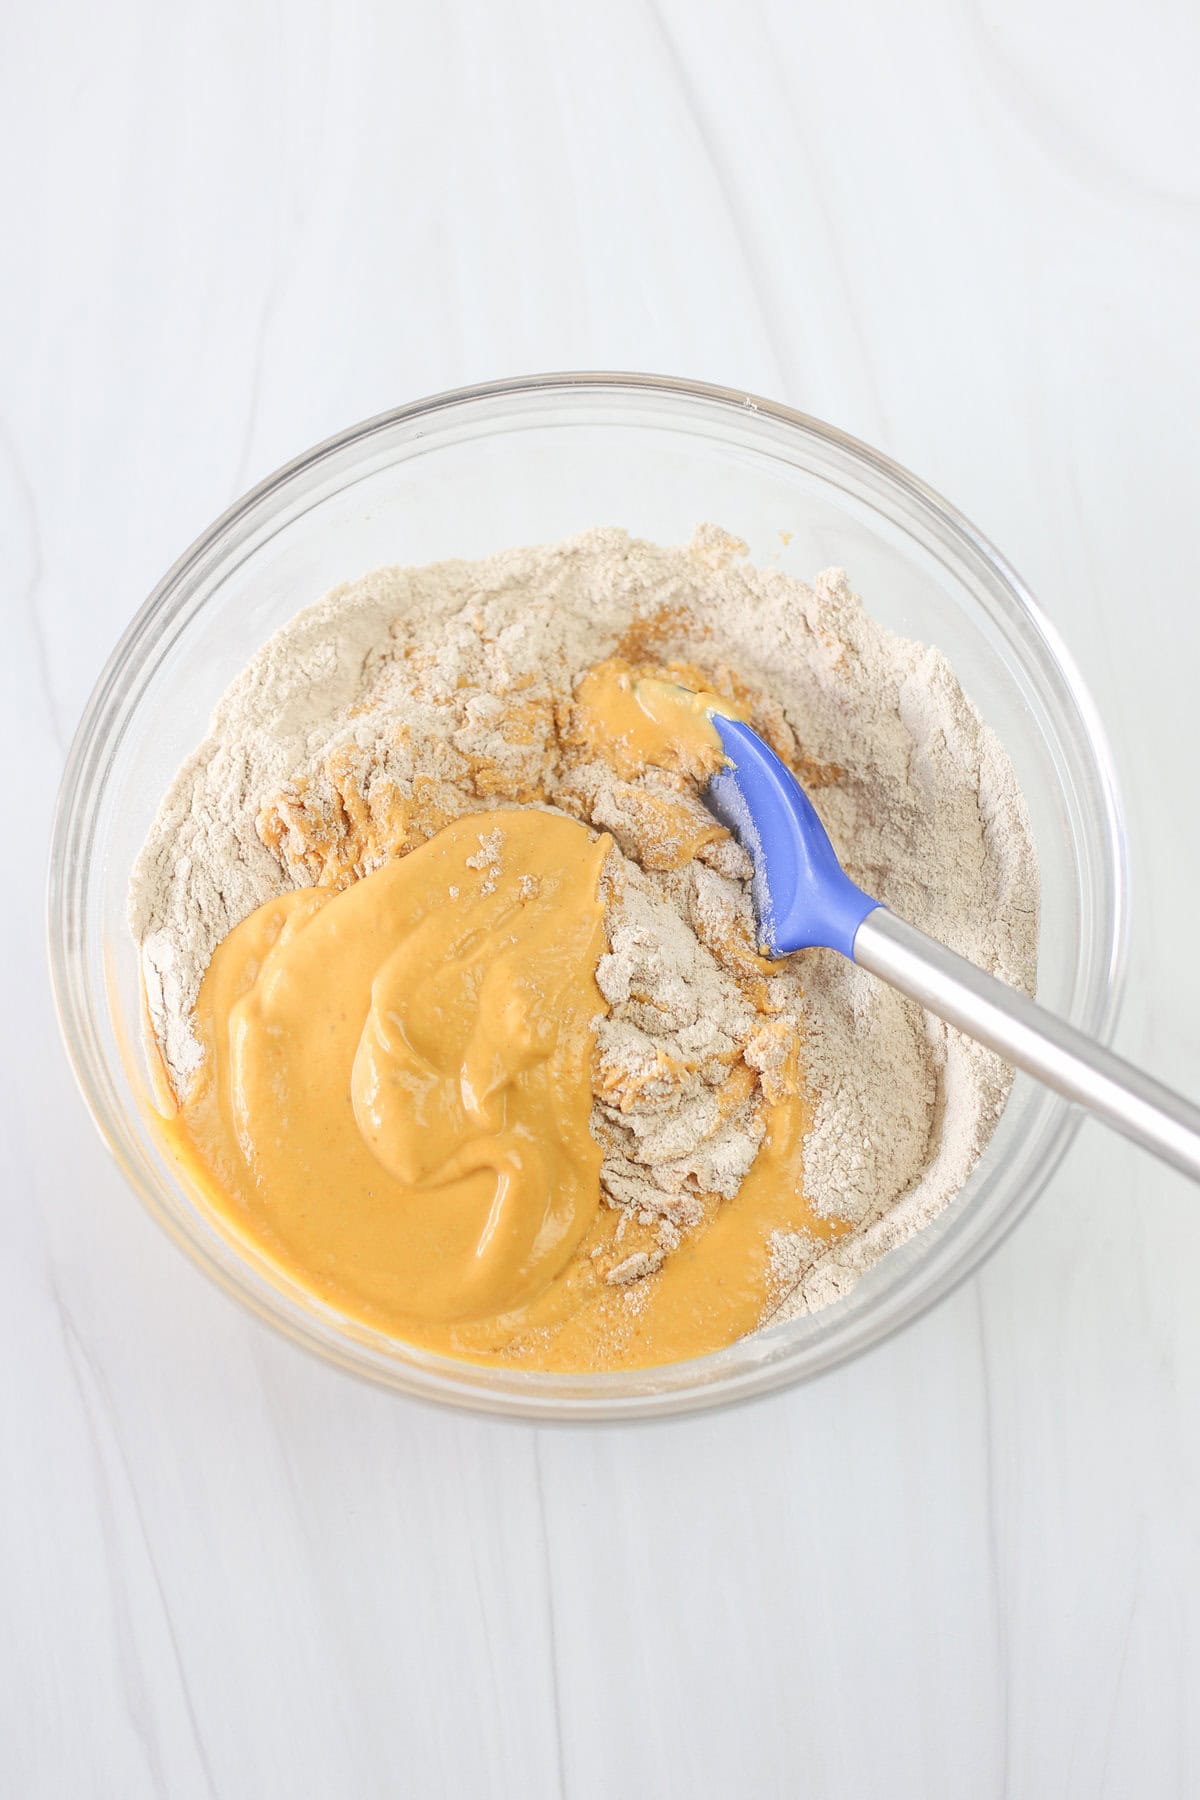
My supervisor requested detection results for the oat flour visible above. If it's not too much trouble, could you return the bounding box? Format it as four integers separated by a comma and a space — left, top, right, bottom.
129, 526, 1039, 1319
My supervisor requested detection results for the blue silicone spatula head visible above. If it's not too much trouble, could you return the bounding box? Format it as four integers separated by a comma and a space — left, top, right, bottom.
707, 715, 879, 959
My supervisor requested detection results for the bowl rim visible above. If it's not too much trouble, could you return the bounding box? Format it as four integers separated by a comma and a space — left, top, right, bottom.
47, 370, 1130, 1421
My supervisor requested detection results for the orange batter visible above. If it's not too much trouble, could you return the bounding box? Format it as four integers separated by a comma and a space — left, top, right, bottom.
566, 658, 749, 780
156, 670, 841, 1370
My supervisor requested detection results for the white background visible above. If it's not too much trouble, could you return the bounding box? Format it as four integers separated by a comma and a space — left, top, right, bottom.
4, 2, 1200, 1795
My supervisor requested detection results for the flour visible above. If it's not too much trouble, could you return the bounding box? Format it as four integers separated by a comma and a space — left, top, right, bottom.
592, 862, 768, 1252
129, 526, 1039, 1320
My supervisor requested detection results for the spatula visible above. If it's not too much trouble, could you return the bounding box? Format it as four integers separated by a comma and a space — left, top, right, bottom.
703, 712, 1200, 1182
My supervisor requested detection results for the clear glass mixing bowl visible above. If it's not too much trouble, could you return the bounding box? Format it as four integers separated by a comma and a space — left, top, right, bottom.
47, 374, 1127, 1420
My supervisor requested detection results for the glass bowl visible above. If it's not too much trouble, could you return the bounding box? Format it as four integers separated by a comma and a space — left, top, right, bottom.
47, 373, 1127, 1421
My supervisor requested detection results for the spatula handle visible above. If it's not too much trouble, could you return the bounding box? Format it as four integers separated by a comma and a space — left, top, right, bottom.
853, 908, 1200, 1183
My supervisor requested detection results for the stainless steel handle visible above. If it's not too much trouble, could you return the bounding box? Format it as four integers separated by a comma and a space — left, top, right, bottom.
853, 908, 1200, 1183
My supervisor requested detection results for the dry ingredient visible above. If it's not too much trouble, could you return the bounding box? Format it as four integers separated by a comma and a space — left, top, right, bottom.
130, 525, 1039, 1334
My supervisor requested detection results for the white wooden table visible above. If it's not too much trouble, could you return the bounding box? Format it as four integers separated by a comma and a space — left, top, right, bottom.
4, 3, 1199, 1793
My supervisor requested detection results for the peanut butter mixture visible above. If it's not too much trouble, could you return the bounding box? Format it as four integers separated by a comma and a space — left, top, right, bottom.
159, 661, 845, 1369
